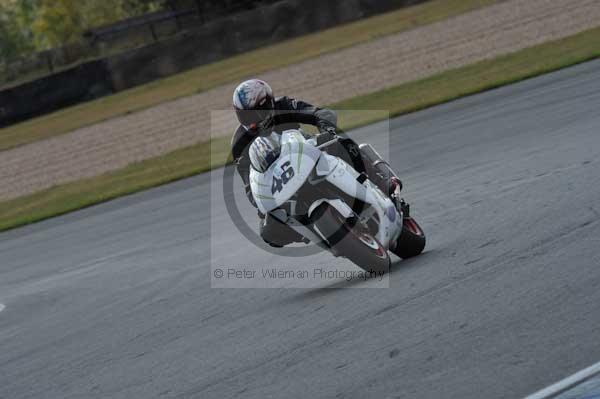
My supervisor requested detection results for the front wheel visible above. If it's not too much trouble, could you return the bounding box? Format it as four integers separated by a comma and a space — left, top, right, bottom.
393, 217, 426, 259
312, 205, 390, 274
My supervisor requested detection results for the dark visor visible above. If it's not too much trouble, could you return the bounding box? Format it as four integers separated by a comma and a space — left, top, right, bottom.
236, 97, 275, 128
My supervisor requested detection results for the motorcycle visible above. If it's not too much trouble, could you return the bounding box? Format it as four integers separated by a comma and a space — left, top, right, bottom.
249, 129, 425, 273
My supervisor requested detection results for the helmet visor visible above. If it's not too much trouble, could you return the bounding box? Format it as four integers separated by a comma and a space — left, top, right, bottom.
235, 97, 275, 128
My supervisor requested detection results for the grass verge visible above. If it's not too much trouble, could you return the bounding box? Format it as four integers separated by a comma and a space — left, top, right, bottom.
1, 27, 599, 232
0, 0, 499, 151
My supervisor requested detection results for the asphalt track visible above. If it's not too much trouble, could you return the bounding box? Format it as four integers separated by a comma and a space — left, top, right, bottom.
2, 60, 600, 399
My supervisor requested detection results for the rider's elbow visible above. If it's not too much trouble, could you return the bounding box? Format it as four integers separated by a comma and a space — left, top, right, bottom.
317, 108, 338, 127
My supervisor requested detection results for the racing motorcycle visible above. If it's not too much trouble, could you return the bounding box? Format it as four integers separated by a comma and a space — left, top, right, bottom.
249, 129, 425, 273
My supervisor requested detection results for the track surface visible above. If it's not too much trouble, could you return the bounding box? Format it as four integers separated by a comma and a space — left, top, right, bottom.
2, 61, 600, 399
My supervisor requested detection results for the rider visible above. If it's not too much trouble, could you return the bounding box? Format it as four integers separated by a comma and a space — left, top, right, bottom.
231, 79, 401, 247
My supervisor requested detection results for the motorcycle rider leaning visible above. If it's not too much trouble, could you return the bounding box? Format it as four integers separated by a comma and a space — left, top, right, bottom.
230, 79, 401, 248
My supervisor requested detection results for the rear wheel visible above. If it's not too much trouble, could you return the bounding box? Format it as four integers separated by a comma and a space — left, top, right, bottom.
393, 217, 426, 259
312, 205, 390, 274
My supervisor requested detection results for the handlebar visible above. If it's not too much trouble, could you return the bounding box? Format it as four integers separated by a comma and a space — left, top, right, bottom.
316, 136, 341, 150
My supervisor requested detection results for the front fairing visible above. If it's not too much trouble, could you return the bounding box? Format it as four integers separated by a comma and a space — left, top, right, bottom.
250, 130, 321, 214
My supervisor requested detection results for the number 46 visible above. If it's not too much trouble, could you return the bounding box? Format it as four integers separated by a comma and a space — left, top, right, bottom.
271, 161, 295, 194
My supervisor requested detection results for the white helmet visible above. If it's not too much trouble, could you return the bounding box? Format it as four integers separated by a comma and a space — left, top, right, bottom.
249, 135, 281, 173
233, 79, 275, 129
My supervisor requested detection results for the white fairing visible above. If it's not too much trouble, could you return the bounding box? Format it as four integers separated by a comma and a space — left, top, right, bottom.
250, 130, 321, 214
249, 129, 402, 250
313, 153, 402, 248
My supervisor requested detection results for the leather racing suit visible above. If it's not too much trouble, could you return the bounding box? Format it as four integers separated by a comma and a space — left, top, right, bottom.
231, 96, 392, 247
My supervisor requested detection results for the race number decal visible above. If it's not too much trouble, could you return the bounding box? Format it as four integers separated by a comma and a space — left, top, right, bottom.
271, 161, 295, 194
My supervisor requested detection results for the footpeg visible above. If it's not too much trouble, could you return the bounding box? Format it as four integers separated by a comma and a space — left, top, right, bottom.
399, 199, 410, 218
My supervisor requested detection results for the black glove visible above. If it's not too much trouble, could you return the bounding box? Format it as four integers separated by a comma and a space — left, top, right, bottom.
316, 123, 338, 146
318, 121, 337, 135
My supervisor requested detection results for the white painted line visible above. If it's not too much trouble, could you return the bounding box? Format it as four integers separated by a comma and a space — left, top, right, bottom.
524, 361, 600, 399
0, 304, 4, 313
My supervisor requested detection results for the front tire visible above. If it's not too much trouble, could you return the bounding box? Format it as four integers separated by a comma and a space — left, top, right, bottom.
393, 217, 426, 259
312, 205, 390, 274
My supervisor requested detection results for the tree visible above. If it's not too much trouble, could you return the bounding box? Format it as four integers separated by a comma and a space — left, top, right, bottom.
31, 0, 166, 48
32, 0, 128, 48
0, 0, 37, 62
1, 0, 167, 62
122, 0, 165, 15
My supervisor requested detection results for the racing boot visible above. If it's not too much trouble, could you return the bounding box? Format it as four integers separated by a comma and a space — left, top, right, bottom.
260, 213, 309, 247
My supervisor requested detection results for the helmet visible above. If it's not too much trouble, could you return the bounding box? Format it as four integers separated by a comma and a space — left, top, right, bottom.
233, 79, 275, 129
249, 135, 281, 173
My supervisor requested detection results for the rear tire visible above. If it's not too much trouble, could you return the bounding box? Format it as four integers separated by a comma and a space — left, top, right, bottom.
312, 205, 390, 274
393, 217, 426, 259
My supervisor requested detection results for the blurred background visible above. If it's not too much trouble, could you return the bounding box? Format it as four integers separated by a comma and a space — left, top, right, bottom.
0, 0, 421, 127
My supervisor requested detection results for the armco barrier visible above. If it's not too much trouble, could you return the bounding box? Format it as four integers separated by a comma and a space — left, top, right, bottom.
0, 60, 113, 128
0, 0, 425, 127
107, 0, 425, 91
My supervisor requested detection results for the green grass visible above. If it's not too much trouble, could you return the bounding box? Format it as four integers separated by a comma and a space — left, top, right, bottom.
0, 137, 231, 232
334, 28, 600, 117
1, 26, 599, 233
0, 0, 499, 152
